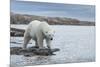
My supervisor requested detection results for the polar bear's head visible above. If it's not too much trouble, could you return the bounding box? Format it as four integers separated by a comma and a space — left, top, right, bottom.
44, 29, 55, 40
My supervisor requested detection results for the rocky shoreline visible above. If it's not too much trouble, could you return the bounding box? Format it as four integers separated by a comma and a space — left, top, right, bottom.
10, 12, 95, 26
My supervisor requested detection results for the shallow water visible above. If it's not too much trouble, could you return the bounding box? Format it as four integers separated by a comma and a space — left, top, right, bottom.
10, 25, 95, 66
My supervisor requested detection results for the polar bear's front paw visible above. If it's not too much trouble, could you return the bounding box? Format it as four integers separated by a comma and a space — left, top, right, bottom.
22, 47, 27, 50
47, 45, 51, 49
39, 47, 46, 49
34, 46, 39, 48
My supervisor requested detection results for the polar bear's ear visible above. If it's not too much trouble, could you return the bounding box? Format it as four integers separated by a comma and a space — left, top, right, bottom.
51, 29, 55, 33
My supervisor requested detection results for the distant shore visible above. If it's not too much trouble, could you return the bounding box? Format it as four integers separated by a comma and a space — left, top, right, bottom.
10, 12, 95, 26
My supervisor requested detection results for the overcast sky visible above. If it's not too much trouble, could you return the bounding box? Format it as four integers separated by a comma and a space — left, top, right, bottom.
11, 0, 95, 22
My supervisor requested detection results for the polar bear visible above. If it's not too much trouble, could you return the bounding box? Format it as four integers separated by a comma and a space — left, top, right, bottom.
23, 20, 54, 49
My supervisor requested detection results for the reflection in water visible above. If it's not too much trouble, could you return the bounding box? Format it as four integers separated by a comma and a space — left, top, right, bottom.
34, 56, 51, 64
21, 56, 52, 65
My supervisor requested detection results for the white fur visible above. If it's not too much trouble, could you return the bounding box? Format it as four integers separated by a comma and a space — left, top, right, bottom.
23, 20, 54, 49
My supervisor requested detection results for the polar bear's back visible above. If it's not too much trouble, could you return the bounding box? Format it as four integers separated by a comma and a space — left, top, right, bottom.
29, 20, 41, 28
26, 20, 49, 38
28, 20, 49, 30
26, 20, 41, 37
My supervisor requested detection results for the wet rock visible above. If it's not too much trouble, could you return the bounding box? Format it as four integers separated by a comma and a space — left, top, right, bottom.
10, 47, 60, 57
10, 28, 25, 37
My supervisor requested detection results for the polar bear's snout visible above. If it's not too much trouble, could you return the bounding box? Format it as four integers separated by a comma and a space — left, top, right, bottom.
49, 35, 53, 40
48, 33, 54, 40
44, 30, 54, 40
46, 35, 53, 40
51, 38, 53, 40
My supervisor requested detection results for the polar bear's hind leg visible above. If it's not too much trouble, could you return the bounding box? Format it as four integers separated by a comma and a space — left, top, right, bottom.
23, 34, 31, 49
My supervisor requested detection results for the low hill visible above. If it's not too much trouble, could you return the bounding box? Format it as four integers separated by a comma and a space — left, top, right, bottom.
10, 12, 95, 26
